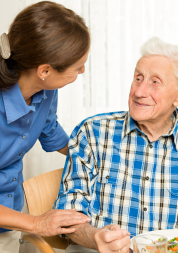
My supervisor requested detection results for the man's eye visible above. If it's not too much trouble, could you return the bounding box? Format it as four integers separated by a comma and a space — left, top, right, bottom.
136, 78, 141, 81
153, 81, 157, 84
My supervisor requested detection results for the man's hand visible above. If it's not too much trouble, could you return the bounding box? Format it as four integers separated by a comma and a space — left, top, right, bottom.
94, 224, 131, 253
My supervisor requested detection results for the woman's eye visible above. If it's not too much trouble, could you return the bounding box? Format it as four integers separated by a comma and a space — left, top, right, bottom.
153, 80, 157, 84
78, 66, 83, 71
136, 78, 141, 81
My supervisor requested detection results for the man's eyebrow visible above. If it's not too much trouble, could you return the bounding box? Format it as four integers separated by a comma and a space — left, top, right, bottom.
134, 68, 142, 74
135, 68, 163, 79
151, 72, 162, 78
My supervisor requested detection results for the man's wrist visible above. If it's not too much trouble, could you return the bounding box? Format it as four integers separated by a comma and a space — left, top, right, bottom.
93, 227, 101, 250
65, 223, 100, 250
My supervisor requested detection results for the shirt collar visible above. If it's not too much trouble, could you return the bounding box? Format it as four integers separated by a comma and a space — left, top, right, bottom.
121, 112, 137, 139
170, 109, 178, 150
122, 109, 178, 151
2, 83, 47, 124
32, 89, 47, 104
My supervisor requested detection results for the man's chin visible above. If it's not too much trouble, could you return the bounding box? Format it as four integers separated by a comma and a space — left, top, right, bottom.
130, 111, 151, 122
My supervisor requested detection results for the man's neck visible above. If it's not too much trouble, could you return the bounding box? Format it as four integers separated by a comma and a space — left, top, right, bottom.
137, 116, 174, 142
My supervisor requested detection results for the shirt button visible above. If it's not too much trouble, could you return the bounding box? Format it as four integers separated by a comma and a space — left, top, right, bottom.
8, 194, 12, 198
106, 175, 110, 179
143, 207, 147, 211
22, 135, 26, 139
145, 176, 149, 180
27, 119, 30, 123
148, 144, 153, 148
19, 153, 23, 156
12, 178, 16, 181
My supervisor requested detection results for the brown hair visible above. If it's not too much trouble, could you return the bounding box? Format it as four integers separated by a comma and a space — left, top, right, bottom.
0, 1, 90, 90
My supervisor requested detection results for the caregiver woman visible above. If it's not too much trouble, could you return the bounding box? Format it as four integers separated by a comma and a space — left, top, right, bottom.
0, 1, 90, 252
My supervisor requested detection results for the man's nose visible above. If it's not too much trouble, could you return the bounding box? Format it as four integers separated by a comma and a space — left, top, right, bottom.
135, 80, 149, 97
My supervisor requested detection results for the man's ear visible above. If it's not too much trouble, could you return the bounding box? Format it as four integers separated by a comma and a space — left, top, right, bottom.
173, 96, 178, 107
37, 64, 51, 80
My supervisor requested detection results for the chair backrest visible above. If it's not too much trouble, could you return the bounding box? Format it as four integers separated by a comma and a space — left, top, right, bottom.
22, 168, 68, 249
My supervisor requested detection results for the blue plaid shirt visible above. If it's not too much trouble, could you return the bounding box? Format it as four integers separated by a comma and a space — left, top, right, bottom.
54, 110, 178, 236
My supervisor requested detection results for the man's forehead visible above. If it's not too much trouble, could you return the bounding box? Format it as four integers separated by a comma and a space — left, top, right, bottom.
135, 55, 175, 74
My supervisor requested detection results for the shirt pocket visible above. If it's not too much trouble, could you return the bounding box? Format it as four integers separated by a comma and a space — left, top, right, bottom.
97, 162, 133, 185
166, 178, 178, 197
160, 181, 178, 229
91, 164, 133, 216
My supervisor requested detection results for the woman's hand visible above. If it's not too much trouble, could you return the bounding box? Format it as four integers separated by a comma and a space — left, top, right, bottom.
94, 224, 131, 253
33, 209, 91, 236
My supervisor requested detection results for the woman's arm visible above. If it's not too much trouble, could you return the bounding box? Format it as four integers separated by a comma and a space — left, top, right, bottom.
57, 144, 68, 156
0, 204, 90, 236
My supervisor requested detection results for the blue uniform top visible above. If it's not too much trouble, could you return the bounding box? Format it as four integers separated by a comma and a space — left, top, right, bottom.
0, 83, 69, 234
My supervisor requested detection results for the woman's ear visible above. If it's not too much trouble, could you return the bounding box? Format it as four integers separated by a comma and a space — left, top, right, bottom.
37, 64, 50, 80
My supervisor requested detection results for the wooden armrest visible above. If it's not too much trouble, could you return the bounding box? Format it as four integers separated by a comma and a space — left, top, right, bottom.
22, 234, 55, 253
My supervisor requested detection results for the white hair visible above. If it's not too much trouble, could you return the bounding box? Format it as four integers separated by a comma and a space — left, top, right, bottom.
140, 37, 178, 82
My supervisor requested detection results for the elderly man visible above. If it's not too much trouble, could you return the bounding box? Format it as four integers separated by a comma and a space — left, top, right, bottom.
54, 37, 178, 253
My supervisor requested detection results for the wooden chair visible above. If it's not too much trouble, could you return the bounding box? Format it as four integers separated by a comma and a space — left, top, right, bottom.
21, 168, 68, 253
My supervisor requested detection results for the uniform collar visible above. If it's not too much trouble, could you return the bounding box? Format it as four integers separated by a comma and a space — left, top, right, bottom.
2, 83, 47, 124
122, 109, 178, 151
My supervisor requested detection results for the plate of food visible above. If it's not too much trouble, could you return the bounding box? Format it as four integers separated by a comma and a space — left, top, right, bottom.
131, 229, 178, 253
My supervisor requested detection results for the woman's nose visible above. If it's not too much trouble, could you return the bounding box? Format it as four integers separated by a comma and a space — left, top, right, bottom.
78, 65, 85, 74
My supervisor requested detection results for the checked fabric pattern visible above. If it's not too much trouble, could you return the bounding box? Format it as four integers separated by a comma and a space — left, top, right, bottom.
54, 110, 178, 236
